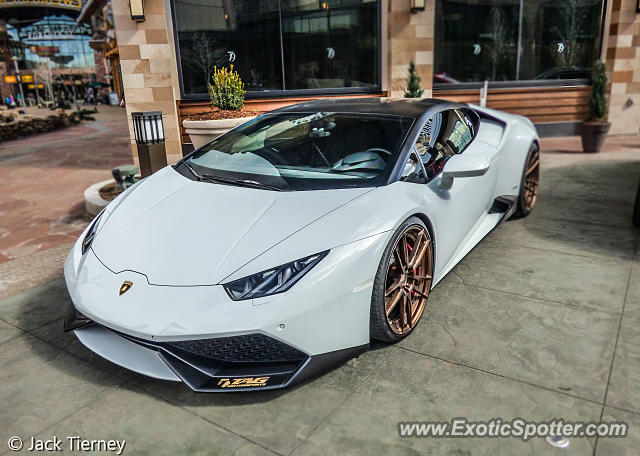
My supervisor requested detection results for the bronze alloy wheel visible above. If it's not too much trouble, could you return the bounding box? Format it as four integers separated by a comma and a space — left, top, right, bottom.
523, 145, 540, 212
383, 225, 433, 336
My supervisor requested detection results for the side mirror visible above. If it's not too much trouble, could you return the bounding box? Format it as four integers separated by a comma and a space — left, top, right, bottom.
440, 154, 490, 190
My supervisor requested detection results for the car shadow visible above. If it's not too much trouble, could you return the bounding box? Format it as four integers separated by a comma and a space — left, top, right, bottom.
505, 159, 640, 260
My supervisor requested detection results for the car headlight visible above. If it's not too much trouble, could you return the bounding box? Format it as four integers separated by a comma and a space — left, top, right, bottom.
82, 210, 104, 255
223, 251, 329, 300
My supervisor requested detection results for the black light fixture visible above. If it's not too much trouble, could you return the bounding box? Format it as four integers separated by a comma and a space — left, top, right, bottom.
129, 0, 145, 22
132, 111, 164, 144
132, 111, 167, 177
637, 0, 640, 13
411, 0, 426, 13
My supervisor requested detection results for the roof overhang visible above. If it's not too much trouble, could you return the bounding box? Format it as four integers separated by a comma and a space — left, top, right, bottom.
76, 0, 106, 24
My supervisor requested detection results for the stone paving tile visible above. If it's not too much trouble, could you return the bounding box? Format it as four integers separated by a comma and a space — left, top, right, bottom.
292, 349, 600, 456
526, 191, 634, 231
595, 407, 640, 456
486, 214, 637, 262
0, 333, 125, 438
0, 318, 22, 343
32, 318, 138, 382
0, 244, 71, 299
623, 239, 640, 321
455, 242, 630, 314
0, 279, 69, 331
605, 315, 640, 415
32, 386, 277, 456
548, 160, 640, 205
401, 284, 618, 403
134, 343, 396, 455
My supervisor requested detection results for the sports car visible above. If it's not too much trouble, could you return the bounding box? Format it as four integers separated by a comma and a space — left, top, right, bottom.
63, 98, 540, 391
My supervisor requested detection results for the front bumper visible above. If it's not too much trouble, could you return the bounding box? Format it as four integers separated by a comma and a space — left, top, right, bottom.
65, 304, 367, 392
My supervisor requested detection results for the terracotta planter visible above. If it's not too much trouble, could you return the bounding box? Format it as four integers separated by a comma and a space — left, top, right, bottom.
580, 121, 611, 153
183, 116, 255, 150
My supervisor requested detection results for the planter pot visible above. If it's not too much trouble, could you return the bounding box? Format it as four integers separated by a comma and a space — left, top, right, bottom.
580, 121, 611, 153
183, 116, 255, 150
84, 179, 113, 216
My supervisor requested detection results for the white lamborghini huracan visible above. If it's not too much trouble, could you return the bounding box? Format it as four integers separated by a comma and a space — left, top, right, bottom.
64, 98, 540, 391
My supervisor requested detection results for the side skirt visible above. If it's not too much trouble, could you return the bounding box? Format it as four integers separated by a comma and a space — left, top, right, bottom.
432, 196, 516, 286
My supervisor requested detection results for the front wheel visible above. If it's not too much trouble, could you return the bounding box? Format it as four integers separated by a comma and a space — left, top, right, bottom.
514, 143, 540, 218
370, 217, 434, 342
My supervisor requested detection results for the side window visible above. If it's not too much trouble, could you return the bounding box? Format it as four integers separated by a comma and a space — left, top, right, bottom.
445, 109, 475, 154
400, 151, 427, 182
411, 109, 478, 182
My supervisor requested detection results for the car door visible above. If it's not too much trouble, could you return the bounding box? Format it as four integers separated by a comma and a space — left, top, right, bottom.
403, 108, 499, 271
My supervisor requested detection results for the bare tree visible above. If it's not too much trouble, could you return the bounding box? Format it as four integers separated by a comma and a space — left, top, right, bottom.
487, 6, 509, 81
553, 0, 594, 68
181, 32, 225, 86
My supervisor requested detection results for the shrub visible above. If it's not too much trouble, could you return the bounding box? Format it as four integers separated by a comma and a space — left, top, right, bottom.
404, 61, 423, 98
208, 65, 246, 111
588, 60, 607, 121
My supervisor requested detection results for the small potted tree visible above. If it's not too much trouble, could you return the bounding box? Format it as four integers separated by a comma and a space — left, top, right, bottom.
183, 65, 258, 149
404, 61, 424, 98
581, 60, 610, 153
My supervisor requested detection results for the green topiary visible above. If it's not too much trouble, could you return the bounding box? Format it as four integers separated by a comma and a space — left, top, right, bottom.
404, 61, 423, 98
208, 65, 246, 111
588, 60, 607, 121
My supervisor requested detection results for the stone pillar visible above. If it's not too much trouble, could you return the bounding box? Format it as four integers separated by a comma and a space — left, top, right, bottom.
388, 1, 435, 98
0, 61, 11, 100
605, 0, 640, 135
93, 51, 108, 83
0, 19, 12, 100
111, 0, 182, 164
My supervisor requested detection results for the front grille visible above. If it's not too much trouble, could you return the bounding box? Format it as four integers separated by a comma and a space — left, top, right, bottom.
164, 333, 307, 363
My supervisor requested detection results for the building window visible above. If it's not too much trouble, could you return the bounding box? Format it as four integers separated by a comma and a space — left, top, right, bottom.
434, 0, 605, 85
173, 0, 380, 97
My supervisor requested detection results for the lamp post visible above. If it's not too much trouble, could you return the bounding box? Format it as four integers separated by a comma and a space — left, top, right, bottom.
10, 56, 25, 107
132, 111, 167, 177
410, 0, 426, 13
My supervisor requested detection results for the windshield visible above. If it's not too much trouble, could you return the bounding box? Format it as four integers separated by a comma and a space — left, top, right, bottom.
183, 112, 414, 191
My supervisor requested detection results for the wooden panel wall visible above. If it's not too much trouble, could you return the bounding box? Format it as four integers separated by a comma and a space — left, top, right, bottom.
178, 86, 590, 143
433, 86, 591, 124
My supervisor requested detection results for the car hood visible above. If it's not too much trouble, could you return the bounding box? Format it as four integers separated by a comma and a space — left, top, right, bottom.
91, 167, 373, 286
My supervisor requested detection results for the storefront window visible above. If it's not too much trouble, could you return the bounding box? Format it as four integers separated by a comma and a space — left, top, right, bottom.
434, 0, 605, 85
173, 0, 379, 97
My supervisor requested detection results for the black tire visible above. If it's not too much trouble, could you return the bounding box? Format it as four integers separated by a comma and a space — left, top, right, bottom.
370, 216, 433, 343
633, 179, 640, 228
514, 143, 540, 218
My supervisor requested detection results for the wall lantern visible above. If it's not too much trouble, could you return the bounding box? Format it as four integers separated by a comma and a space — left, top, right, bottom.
411, 0, 426, 13
129, 0, 145, 22
132, 111, 167, 177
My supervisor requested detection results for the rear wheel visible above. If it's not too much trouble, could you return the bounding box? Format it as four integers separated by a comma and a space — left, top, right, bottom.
515, 143, 540, 217
370, 217, 434, 342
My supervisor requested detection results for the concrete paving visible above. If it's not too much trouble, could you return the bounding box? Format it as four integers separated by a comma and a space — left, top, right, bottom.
0, 127, 639, 455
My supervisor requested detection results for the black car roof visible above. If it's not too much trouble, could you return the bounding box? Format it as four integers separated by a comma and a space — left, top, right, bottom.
271, 97, 465, 119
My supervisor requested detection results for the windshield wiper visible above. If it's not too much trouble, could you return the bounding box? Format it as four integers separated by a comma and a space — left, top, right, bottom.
201, 174, 286, 192
182, 160, 202, 180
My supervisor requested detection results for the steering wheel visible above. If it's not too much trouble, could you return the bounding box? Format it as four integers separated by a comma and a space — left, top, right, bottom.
311, 143, 331, 167
363, 147, 392, 157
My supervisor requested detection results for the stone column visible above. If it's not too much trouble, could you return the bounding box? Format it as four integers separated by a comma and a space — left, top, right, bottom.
0, 19, 12, 100
111, 0, 183, 164
605, 0, 640, 135
388, 1, 435, 98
